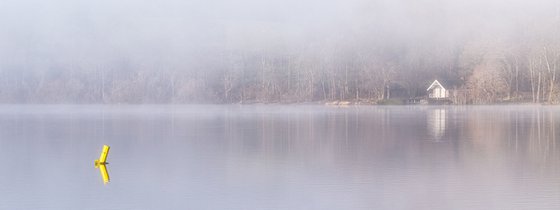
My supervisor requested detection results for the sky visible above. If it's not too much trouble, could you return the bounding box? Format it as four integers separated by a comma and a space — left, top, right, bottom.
0, 0, 559, 73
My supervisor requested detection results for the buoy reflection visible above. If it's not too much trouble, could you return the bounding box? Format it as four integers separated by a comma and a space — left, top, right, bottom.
97, 163, 110, 184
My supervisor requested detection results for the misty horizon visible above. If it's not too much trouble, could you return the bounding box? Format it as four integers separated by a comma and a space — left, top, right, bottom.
0, 0, 559, 103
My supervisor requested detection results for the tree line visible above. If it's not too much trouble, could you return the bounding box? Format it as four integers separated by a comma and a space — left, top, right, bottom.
0, 14, 559, 104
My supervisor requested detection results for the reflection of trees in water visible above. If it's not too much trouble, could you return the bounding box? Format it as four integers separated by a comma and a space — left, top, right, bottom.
465, 109, 509, 151
462, 107, 560, 172
217, 106, 560, 179
525, 108, 560, 168
220, 107, 448, 172
220, 107, 405, 160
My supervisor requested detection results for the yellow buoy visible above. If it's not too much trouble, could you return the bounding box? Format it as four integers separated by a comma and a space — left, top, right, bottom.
95, 145, 110, 167
94, 145, 111, 184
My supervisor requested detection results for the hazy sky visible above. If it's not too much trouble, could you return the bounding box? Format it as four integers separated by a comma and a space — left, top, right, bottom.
0, 0, 558, 72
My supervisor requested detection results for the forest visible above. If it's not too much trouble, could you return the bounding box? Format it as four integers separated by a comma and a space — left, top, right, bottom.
0, 0, 559, 104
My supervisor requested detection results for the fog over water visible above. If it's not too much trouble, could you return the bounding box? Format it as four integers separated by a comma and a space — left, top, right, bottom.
0, 0, 559, 103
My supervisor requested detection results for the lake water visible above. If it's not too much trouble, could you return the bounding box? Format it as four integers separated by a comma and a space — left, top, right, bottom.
1, 105, 560, 209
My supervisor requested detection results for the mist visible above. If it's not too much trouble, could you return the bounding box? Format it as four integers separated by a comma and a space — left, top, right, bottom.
0, 0, 559, 103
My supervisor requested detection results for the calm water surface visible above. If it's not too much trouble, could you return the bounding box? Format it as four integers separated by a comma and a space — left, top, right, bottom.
1, 105, 560, 209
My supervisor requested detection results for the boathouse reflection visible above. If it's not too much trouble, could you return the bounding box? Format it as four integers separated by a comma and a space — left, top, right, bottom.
428, 108, 447, 141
